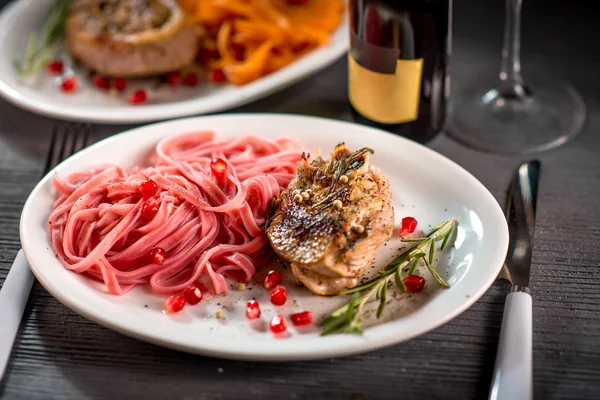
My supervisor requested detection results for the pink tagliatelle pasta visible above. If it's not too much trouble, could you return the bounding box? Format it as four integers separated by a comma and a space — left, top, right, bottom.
49, 131, 302, 296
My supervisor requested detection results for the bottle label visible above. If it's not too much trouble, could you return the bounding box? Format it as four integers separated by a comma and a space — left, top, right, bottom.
348, 54, 423, 124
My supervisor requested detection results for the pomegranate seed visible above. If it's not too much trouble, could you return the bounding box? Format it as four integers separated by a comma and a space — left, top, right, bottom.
47, 60, 64, 75
399, 216, 418, 237
287, 0, 309, 5
263, 270, 282, 290
246, 300, 261, 320
403, 274, 425, 293
269, 315, 287, 333
150, 247, 166, 265
60, 76, 77, 93
210, 69, 227, 83
139, 179, 159, 198
184, 285, 203, 305
163, 295, 186, 314
166, 71, 181, 86
183, 72, 199, 86
93, 75, 110, 90
141, 199, 159, 220
113, 77, 127, 91
210, 158, 227, 178
130, 89, 148, 105
290, 311, 313, 326
270, 285, 287, 306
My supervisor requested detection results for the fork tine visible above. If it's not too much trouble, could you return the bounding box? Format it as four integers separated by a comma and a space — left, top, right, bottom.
43, 126, 59, 175
43, 123, 91, 177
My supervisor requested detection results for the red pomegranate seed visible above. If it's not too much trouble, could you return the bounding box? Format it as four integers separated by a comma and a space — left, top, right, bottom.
166, 71, 181, 86
210, 158, 227, 178
47, 60, 64, 75
270, 285, 287, 306
183, 72, 199, 86
184, 285, 203, 305
141, 199, 159, 220
139, 179, 158, 198
263, 270, 282, 290
130, 89, 148, 105
210, 69, 227, 83
93, 75, 110, 90
287, 0, 309, 5
290, 311, 313, 326
246, 300, 261, 320
403, 274, 425, 293
269, 315, 287, 333
163, 295, 186, 314
151, 247, 166, 265
60, 76, 77, 93
399, 216, 418, 237
113, 77, 127, 91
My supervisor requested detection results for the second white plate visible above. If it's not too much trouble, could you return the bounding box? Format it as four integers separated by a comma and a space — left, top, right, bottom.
0, 0, 348, 123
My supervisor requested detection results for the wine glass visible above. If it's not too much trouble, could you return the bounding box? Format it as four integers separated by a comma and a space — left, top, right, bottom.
447, 0, 586, 154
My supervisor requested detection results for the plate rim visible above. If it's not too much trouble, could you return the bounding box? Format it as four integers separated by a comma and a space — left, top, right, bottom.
0, 0, 349, 124
19, 113, 509, 361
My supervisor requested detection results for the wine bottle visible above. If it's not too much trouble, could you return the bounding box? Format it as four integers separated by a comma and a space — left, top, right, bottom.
348, 0, 451, 142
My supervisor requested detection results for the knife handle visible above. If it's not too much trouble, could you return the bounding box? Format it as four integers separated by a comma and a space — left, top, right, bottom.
0, 249, 35, 381
489, 291, 533, 400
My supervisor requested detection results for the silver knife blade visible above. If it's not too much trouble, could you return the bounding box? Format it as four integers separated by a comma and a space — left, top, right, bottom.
499, 160, 540, 289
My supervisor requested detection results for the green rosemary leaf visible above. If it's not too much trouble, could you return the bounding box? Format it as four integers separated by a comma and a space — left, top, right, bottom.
428, 239, 435, 264
427, 221, 446, 237
409, 251, 426, 260
401, 237, 428, 243
440, 225, 454, 250
16, 0, 71, 78
376, 282, 384, 300
424, 258, 450, 288
320, 314, 349, 336
394, 268, 406, 292
377, 284, 387, 318
340, 278, 380, 294
408, 257, 419, 275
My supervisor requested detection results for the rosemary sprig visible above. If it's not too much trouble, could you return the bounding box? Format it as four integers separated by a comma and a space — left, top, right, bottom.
321, 218, 457, 336
15, 0, 71, 79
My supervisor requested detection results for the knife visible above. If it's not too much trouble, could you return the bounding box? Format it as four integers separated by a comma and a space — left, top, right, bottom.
489, 160, 540, 400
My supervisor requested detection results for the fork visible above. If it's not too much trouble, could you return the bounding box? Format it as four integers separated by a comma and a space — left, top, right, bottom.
0, 124, 90, 381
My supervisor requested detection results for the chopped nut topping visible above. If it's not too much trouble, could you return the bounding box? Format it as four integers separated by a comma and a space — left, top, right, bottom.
352, 224, 365, 233
339, 175, 349, 184
333, 199, 343, 209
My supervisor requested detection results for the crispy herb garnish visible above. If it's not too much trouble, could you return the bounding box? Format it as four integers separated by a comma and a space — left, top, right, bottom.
320, 218, 457, 336
15, 0, 71, 79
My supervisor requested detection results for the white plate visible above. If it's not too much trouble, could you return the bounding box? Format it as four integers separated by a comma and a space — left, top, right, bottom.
20, 114, 509, 361
0, 0, 348, 124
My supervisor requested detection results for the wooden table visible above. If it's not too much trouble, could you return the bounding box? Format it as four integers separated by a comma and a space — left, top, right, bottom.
1, 0, 599, 399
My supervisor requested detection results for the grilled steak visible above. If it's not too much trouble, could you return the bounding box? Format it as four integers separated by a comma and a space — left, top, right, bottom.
66, 0, 199, 77
266, 144, 394, 295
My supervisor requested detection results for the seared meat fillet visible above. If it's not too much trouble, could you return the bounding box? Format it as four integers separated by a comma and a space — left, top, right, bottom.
266, 144, 394, 295
66, 0, 199, 77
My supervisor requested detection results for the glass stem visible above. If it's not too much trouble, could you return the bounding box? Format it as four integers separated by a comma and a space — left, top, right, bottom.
499, 0, 529, 99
